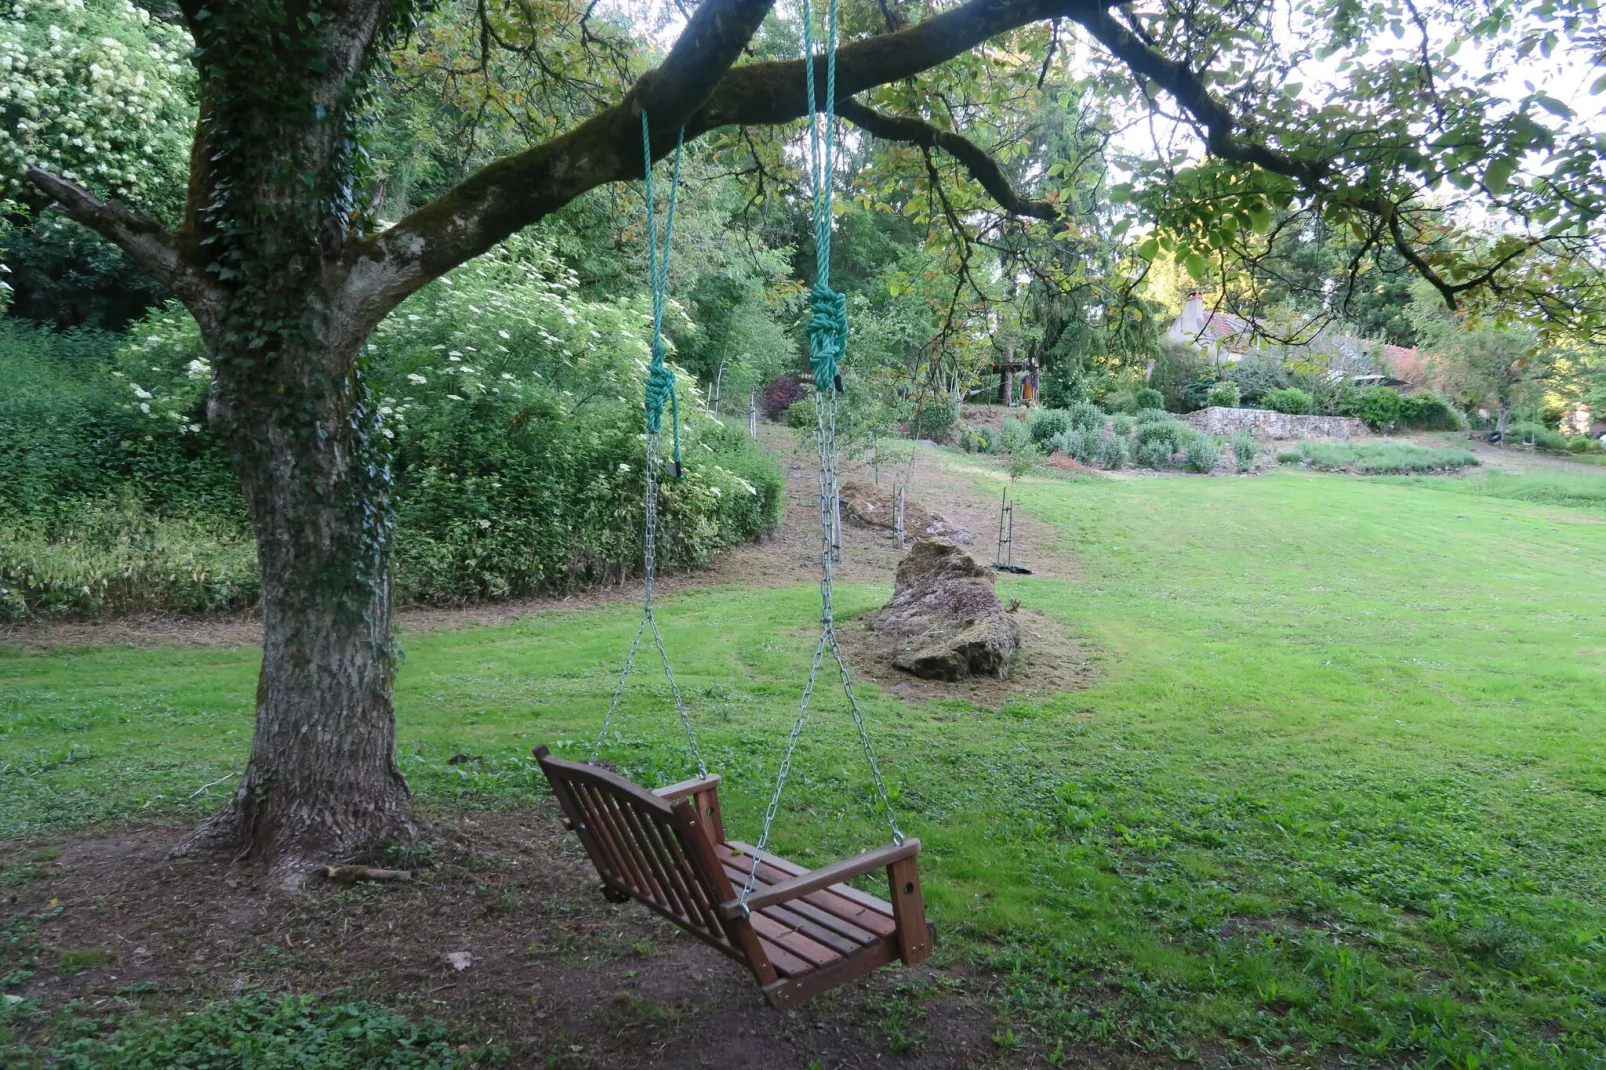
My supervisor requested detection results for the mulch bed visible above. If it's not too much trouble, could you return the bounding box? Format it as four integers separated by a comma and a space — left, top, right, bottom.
2, 806, 1023, 1068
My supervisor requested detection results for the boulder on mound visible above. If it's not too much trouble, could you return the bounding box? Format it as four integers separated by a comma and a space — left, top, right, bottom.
870, 538, 1020, 681
839, 480, 970, 543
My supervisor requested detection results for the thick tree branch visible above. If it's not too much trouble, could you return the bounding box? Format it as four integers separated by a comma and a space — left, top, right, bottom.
23, 166, 220, 332
346, 0, 780, 328
837, 98, 1059, 221
1062, 2, 1327, 188
25, 166, 183, 286
347, 0, 1076, 330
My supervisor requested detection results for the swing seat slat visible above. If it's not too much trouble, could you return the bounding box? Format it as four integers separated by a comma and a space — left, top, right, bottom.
535, 746, 935, 1007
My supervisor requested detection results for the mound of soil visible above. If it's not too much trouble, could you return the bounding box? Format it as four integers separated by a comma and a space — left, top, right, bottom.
869, 539, 1020, 681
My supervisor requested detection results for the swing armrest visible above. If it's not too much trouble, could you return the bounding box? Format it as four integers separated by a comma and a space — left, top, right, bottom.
653, 774, 722, 802
719, 840, 921, 918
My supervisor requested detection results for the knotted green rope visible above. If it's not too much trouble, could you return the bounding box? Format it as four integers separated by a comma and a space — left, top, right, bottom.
803, 0, 845, 393
642, 110, 684, 475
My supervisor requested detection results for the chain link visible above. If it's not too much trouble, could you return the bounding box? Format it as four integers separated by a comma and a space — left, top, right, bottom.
740, 389, 903, 912
589, 430, 705, 777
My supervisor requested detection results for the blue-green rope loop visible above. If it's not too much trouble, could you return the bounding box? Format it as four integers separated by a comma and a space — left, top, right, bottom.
801, 0, 846, 393
641, 110, 685, 475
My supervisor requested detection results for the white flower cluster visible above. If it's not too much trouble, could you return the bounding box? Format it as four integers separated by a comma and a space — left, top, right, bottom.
1, 0, 194, 203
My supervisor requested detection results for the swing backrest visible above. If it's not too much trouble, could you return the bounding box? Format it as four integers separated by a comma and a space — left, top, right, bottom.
534, 747, 768, 968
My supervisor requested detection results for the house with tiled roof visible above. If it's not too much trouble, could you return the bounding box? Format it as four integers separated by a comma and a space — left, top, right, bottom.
1167, 291, 1424, 391
1165, 292, 1254, 363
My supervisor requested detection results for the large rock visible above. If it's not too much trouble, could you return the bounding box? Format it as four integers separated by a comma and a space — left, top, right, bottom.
839, 481, 970, 543
870, 539, 1020, 681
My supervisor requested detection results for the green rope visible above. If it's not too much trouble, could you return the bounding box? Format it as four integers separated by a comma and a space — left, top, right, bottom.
802, 0, 846, 394
642, 111, 684, 475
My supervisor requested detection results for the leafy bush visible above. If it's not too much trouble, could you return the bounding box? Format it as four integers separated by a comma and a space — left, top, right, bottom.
1507, 423, 1569, 450
1005, 440, 1041, 481
1261, 387, 1313, 415
1174, 424, 1200, 450
1357, 387, 1403, 430
959, 427, 991, 453
1397, 394, 1463, 431
1, 497, 258, 622
0, 237, 784, 616
1295, 441, 1479, 473
1135, 419, 1185, 453
1277, 450, 1303, 464
1133, 407, 1171, 426
1566, 435, 1604, 454
782, 397, 814, 428
761, 375, 807, 419
1066, 400, 1105, 432
998, 418, 1031, 454
1029, 407, 1072, 445
1135, 387, 1165, 411
909, 397, 959, 443
1184, 435, 1220, 473
1205, 381, 1241, 408
1226, 353, 1289, 403
1096, 433, 1128, 470
1058, 427, 1101, 463
1109, 414, 1135, 437
1134, 437, 1174, 469
1101, 388, 1137, 414
0, 317, 240, 524
1230, 431, 1257, 473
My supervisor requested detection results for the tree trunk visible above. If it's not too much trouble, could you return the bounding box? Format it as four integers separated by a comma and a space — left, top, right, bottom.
177, 332, 417, 886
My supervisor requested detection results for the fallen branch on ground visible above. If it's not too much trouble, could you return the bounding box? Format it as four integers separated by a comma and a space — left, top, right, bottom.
320, 865, 415, 883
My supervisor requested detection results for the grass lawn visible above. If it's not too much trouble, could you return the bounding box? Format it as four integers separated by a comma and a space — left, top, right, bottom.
4, 460, 1605, 1065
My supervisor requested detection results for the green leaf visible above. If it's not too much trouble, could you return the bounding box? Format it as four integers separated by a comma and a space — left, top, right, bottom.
1137, 237, 1160, 260
1591, 72, 1606, 96
1183, 253, 1208, 280
1532, 94, 1573, 119
1485, 155, 1519, 195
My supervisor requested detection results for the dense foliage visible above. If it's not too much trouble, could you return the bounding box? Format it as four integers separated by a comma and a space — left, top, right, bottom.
0, 240, 782, 619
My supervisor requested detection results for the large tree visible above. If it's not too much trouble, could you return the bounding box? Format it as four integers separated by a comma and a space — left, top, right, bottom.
15, 0, 1603, 882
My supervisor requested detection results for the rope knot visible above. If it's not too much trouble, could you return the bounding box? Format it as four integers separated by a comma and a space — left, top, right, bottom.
644, 358, 675, 434
807, 281, 847, 393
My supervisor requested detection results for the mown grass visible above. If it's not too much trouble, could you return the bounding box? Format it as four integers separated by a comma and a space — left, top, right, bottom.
4, 461, 1605, 1065
1383, 467, 1606, 512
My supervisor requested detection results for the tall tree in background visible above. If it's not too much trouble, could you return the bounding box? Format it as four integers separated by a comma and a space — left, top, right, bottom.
9, 0, 1603, 882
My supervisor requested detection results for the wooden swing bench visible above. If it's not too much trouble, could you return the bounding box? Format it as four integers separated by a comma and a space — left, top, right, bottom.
535, 746, 934, 1007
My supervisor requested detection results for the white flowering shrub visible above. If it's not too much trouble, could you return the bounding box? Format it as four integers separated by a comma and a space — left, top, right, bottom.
1, 0, 195, 210
0, 238, 783, 616
373, 234, 782, 601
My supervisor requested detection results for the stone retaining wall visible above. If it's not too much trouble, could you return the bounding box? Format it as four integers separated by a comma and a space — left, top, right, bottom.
1184, 406, 1368, 440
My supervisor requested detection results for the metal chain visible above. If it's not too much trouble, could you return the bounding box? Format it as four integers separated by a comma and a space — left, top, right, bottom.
587, 340, 706, 772
736, 0, 902, 911
740, 389, 903, 912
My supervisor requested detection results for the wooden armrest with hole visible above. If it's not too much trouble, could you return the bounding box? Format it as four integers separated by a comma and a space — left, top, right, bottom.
719, 839, 921, 918
652, 774, 723, 801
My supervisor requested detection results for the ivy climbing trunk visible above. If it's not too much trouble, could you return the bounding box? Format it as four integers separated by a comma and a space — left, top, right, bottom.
162, 3, 424, 885
181, 333, 417, 881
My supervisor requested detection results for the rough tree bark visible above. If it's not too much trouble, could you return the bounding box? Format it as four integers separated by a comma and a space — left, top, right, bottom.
20, 0, 1525, 885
